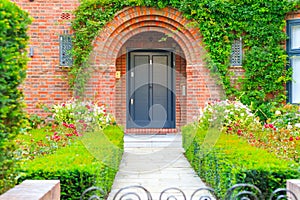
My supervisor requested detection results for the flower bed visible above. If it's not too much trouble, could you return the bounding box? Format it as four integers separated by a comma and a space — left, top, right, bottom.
18, 126, 124, 200
182, 125, 300, 198
196, 100, 299, 161
15, 100, 123, 199
16, 99, 116, 160
182, 100, 300, 198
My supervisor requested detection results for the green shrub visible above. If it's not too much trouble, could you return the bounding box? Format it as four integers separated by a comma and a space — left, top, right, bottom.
182, 124, 300, 199
18, 126, 124, 199
0, 0, 31, 193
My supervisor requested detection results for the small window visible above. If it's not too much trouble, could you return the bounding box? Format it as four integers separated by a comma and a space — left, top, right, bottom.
287, 19, 300, 104
230, 38, 242, 66
291, 25, 300, 50
59, 34, 72, 66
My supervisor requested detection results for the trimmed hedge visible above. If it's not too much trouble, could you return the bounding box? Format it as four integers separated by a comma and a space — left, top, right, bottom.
182, 124, 300, 199
0, 0, 31, 193
18, 126, 124, 199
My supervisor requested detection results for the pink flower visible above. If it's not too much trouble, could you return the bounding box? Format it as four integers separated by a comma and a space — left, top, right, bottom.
228, 127, 233, 131
269, 124, 274, 129
62, 122, 68, 127
296, 136, 300, 141
237, 129, 242, 136
52, 134, 61, 142
68, 124, 75, 129
65, 133, 73, 137
62, 103, 66, 107
289, 137, 294, 141
264, 124, 269, 128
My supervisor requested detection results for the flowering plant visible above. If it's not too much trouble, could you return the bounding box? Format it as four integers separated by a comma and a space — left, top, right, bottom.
52, 99, 115, 130
270, 104, 300, 136
15, 99, 116, 160
197, 100, 299, 161
50, 98, 116, 142
197, 100, 260, 135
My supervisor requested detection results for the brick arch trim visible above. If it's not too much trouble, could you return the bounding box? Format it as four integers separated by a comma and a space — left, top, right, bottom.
91, 6, 205, 68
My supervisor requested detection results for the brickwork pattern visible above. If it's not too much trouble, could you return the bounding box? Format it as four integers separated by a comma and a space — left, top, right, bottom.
12, 0, 80, 114
12, 2, 224, 131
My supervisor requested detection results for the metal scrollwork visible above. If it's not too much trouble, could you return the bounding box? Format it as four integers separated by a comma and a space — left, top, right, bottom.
112, 185, 153, 200
159, 187, 187, 200
224, 183, 264, 200
81, 184, 299, 200
80, 186, 106, 200
269, 188, 298, 200
190, 187, 217, 200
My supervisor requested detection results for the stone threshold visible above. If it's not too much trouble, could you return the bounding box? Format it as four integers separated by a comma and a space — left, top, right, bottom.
125, 128, 179, 134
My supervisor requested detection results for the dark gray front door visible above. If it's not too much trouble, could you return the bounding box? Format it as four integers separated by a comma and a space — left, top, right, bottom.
127, 51, 175, 128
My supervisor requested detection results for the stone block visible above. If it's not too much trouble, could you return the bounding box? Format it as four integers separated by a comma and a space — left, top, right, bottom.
287, 179, 300, 199
0, 180, 60, 200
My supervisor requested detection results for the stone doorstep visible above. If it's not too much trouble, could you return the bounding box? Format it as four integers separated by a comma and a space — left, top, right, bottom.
287, 180, 300, 199
0, 180, 60, 200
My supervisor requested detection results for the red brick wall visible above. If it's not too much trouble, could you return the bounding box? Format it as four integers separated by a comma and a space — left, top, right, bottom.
286, 10, 300, 20
12, 0, 79, 114
12, 2, 224, 131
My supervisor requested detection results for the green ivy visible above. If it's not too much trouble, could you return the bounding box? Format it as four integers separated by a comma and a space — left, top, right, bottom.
71, 0, 299, 118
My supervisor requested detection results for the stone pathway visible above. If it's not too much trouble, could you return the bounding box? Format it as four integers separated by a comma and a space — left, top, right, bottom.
107, 134, 214, 200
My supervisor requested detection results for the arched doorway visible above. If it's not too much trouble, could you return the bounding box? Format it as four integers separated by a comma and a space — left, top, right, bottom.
87, 7, 223, 133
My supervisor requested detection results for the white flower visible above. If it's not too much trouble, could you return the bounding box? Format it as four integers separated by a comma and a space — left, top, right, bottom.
275, 110, 281, 116
295, 123, 300, 128
287, 124, 293, 130
240, 113, 244, 117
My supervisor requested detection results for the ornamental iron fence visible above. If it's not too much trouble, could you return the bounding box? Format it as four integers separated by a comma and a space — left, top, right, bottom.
80, 183, 298, 200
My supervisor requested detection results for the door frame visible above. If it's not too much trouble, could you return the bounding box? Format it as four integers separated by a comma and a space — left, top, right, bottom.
126, 48, 176, 129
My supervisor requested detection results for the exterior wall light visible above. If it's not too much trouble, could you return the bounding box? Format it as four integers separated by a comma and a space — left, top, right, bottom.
29, 47, 34, 57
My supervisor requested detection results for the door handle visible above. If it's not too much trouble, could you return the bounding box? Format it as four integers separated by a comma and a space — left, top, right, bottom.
130, 98, 134, 105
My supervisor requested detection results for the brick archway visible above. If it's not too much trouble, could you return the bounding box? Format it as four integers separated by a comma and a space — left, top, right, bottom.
86, 6, 223, 131
91, 7, 204, 67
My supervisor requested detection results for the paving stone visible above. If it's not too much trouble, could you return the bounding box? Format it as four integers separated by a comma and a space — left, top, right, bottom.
107, 134, 215, 200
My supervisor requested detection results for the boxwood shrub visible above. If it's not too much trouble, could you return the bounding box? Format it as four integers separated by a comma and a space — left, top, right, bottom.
18, 126, 124, 200
182, 124, 300, 199
0, 0, 31, 193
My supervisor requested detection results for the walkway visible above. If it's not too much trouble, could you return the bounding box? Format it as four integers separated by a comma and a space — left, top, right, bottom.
107, 134, 213, 200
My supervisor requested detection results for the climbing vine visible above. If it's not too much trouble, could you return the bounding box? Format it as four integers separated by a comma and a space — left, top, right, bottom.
71, 0, 299, 119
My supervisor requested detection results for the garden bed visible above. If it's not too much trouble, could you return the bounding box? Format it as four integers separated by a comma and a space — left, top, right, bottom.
182, 100, 300, 198
17, 126, 124, 200
182, 124, 300, 198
